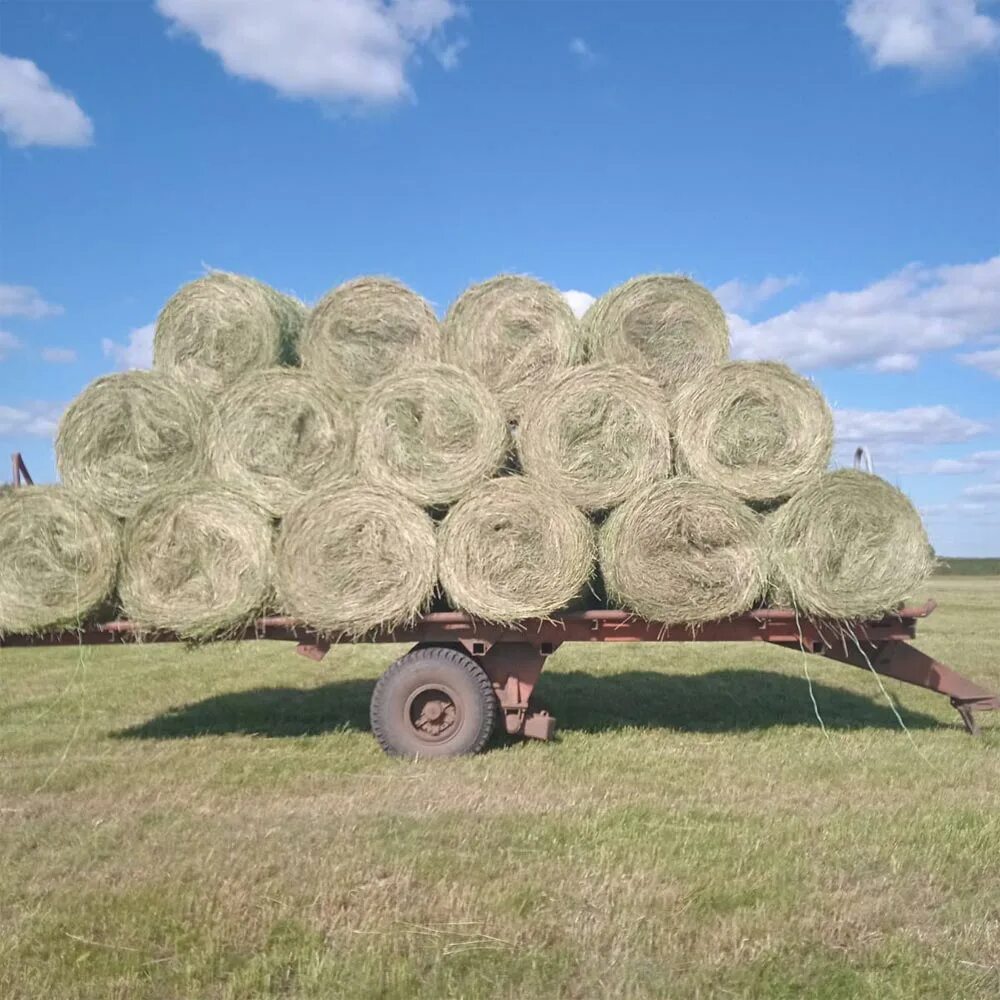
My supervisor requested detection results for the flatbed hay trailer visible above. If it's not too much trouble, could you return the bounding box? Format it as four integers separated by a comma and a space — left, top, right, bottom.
5, 453, 999, 756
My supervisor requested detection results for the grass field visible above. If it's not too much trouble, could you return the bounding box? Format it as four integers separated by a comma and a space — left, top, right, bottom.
2, 576, 999, 999
935, 557, 1000, 576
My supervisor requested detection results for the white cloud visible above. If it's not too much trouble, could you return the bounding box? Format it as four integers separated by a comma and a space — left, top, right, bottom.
0, 284, 63, 319
569, 37, 596, 62
872, 352, 919, 373
41, 346, 77, 364
101, 323, 155, 370
927, 451, 1000, 474
0, 53, 93, 148
156, 0, 462, 106
957, 347, 1000, 378
834, 405, 988, 448
730, 256, 1000, 371
562, 289, 596, 318
0, 331, 22, 360
846, 0, 999, 71
0, 402, 64, 438
963, 483, 1000, 499
713, 275, 799, 314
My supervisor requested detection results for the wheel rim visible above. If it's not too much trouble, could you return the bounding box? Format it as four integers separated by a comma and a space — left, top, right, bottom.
404, 683, 462, 745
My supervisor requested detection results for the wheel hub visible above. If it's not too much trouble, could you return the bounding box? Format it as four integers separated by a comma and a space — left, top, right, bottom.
406, 685, 461, 741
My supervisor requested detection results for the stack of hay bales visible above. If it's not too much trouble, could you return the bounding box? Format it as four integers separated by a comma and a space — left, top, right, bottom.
1, 266, 933, 640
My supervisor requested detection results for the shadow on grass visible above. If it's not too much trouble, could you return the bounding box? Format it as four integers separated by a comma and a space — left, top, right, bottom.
113, 668, 941, 742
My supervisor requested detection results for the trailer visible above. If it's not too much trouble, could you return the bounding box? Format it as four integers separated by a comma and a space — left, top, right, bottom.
5, 453, 998, 756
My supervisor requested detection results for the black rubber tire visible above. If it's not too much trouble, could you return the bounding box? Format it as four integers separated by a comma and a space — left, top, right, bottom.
370, 646, 497, 758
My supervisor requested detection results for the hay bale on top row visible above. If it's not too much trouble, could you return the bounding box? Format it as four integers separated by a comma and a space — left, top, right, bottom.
119, 482, 272, 640
581, 275, 729, 398
0, 486, 119, 634
599, 478, 767, 625
275, 483, 437, 637
209, 368, 355, 517
299, 277, 440, 398
439, 477, 594, 623
518, 365, 673, 512
672, 361, 834, 503
769, 469, 934, 619
56, 371, 209, 518
441, 275, 581, 422
356, 363, 508, 508
154, 272, 306, 387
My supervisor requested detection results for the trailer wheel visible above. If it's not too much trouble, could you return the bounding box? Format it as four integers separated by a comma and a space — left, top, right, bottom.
370, 646, 497, 758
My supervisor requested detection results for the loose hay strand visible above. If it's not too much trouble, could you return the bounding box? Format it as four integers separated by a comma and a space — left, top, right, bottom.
154, 272, 306, 386
55, 370, 210, 519
275, 483, 437, 637
581, 274, 729, 397
599, 477, 768, 624
119, 481, 273, 640
518, 364, 673, 513
768, 469, 935, 619
356, 363, 508, 507
209, 368, 356, 517
0, 486, 120, 634
438, 477, 595, 624
441, 275, 582, 421
299, 277, 441, 397
672, 361, 834, 502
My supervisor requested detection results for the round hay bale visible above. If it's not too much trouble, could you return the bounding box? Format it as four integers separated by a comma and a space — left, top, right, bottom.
517, 365, 673, 512
599, 478, 767, 624
0, 486, 120, 634
209, 368, 355, 517
56, 371, 209, 518
441, 275, 582, 421
299, 277, 440, 396
769, 469, 934, 619
119, 482, 273, 639
356, 363, 508, 507
439, 477, 595, 623
154, 272, 306, 386
581, 275, 729, 396
672, 361, 834, 502
275, 483, 437, 637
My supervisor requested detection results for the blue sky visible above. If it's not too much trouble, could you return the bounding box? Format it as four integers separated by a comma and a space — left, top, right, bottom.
1, 0, 998, 555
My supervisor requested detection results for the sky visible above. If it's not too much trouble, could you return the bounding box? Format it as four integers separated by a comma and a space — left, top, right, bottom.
0, 0, 998, 556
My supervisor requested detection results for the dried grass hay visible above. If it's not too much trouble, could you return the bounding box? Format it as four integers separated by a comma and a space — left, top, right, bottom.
275, 483, 437, 637
518, 365, 673, 512
600, 478, 767, 624
581, 275, 729, 396
209, 368, 355, 517
441, 275, 582, 421
769, 469, 935, 619
0, 486, 120, 634
119, 482, 273, 639
299, 277, 440, 396
356, 363, 508, 507
672, 361, 834, 503
56, 371, 209, 518
154, 272, 305, 386
439, 477, 595, 623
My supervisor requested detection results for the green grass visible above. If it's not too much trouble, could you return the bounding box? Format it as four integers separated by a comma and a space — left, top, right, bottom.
2, 576, 999, 999
934, 557, 1000, 576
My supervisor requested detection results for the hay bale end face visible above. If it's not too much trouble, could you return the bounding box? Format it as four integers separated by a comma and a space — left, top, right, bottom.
599, 478, 767, 624
441, 275, 582, 421
517, 365, 673, 512
56, 370, 210, 519
0, 486, 120, 634
581, 275, 729, 396
439, 477, 595, 623
299, 277, 441, 397
769, 469, 934, 619
672, 361, 833, 503
154, 272, 306, 386
209, 368, 355, 517
275, 484, 437, 637
356, 363, 509, 507
119, 482, 273, 640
